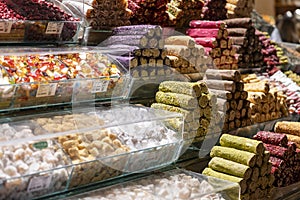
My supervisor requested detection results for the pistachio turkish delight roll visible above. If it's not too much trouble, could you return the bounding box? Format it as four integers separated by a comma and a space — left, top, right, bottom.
210, 146, 257, 167
199, 94, 210, 108
202, 168, 248, 194
151, 103, 193, 122
155, 91, 198, 109
159, 81, 202, 97
220, 134, 265, 155
208, 157, 252, 180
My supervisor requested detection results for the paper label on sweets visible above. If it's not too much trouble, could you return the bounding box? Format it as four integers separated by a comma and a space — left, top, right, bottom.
91, 80, 109, 93
46, 22, 64, 34
27, 174, 52, 193
0, 22, 12, 33
270, 71, 284, 80
289, 83, 300, 91
36, 83, 58, 97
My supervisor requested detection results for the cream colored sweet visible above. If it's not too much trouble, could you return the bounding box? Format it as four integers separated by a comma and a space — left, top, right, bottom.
74, 173, 226, 200
0, 135, 70, 199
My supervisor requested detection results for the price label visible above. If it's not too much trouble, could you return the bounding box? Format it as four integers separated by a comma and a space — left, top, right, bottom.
27, 174, 52, 193
91, 80, 109, 93
0, 22, 12, 33
36, 83, 57, 97
46, 22, 64, 34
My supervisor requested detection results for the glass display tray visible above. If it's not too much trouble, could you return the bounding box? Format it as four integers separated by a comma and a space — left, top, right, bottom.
66, 168, 240, 200
0, 46, 132, 112
0, 0, 83, 44
0, 105, 184, 199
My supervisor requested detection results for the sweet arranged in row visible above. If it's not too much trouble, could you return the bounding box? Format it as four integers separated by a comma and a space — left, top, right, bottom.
0, 50, 125, 109
203, 121, 300, 199
0, 0, 80, 42
0, 106, 182, 199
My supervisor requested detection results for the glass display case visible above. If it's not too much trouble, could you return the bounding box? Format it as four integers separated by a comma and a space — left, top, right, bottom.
67, 169, 240, 200
0, 105, 184, 199
0, 46, 131, 111
0, 0, 83, 44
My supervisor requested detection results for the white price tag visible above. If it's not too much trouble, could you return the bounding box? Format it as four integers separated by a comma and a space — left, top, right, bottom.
46, 22, 64, 34
0, 22, 12, 33
36, 83, 58, 97
27, 175, 52, 193
91, 80, 109, 93
270, 71, 284, 80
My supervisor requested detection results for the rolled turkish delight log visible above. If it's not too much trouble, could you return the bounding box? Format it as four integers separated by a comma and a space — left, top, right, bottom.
205, 80, 236, 93
167, 55, 182, 68
256, 155, 263, 167
287, 141, 296, 153
244, 82, 269, 93
208, 157, 252, 180
275, 121, 300, 137
165, 36, 196, 48
220, 134, 265, 155
103, 35, 152, 48
210, 146, 257, 167
151, 103, 194, 122
165, 45, 191, 58
205, 69, 241, 82
159, 81, 203, 97
114, 56, 138, 69
186, 28, 223, 39
236, 99, 243, 110
202, 168, 248, 194
264, 144, 290, 160
189, 20, 226, 29
155, 91, 198, 109
250, 167, 259, 183
193, 37, 218, 48
269, 156, 285, 169
198, 93, 211, 108
253, 131, 288, 147
259, 164, 268, 178
197, 81, 209, 94
209, 89, 233, 100
210, 47, 221, 57
217, 98, 230, 111
230, 36, 247, 46
113, 25, 162, 37
264, 151, 271, 163
227, 28, 248, 37
107, 44, 140, 56
285, 134, 300, 148
223, 18, 252, 28
247, 93, 262, 104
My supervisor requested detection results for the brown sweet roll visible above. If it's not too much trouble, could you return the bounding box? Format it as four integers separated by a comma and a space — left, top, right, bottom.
274, 121, 300, 137
205, 69, 241, 82
205, 80, 236, 93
